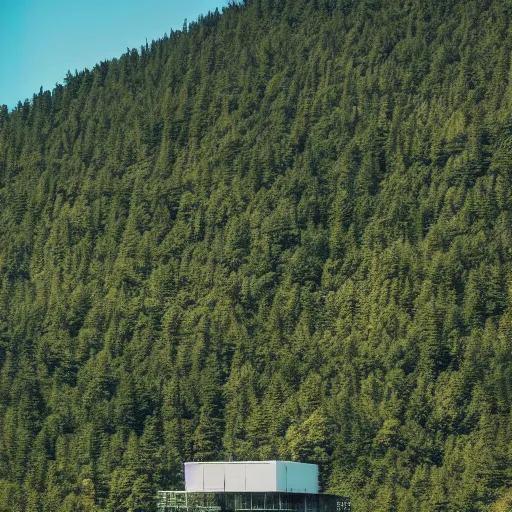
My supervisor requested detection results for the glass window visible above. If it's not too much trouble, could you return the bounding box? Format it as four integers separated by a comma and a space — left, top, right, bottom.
253, 494, 265, 509
224, 494, 235, 512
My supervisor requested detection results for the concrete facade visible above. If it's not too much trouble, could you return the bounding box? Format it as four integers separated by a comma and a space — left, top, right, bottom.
184, 461, 319, 494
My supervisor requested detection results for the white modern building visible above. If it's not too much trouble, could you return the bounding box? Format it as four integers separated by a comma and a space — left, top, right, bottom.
184, 461, 319, 494
157, 461, 350, 512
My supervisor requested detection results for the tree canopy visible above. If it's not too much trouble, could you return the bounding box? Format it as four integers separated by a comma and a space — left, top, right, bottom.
1, 0, 512, 510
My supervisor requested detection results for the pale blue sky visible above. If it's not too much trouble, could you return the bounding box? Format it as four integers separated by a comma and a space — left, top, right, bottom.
0, 0, 226, 110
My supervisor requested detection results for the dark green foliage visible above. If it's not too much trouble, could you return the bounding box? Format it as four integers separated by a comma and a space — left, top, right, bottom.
1, 0, 512, 510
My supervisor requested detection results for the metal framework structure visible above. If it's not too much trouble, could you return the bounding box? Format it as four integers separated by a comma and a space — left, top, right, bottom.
156, 491, 351, 512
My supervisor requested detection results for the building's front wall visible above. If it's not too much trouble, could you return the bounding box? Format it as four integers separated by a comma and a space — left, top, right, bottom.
224, 464, 246, 492
184, 461, 318, 494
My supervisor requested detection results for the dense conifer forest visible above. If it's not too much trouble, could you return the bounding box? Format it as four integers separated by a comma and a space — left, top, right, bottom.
1, 0, 512, 509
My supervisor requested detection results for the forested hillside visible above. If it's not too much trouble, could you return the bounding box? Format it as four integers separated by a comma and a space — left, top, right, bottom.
1, 0, 512, 510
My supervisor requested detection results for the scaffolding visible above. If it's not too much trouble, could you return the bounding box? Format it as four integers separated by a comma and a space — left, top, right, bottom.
156, 492, 351, 512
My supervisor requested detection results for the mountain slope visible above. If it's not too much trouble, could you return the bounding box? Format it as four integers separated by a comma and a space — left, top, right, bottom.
1, 0, 512, 510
